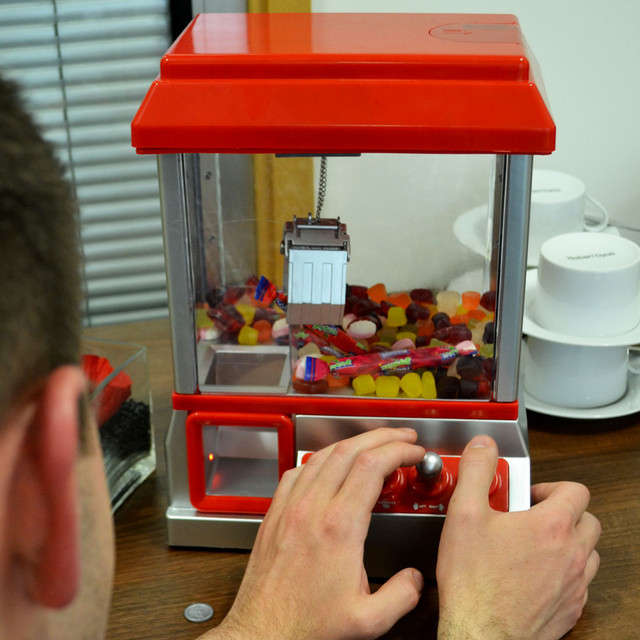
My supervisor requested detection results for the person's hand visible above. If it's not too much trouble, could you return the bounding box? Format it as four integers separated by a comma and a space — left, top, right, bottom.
206, 427, 426, 640
436, 435, 601, 640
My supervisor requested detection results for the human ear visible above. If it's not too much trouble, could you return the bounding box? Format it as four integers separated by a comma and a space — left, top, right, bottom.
11, 365, 86, 609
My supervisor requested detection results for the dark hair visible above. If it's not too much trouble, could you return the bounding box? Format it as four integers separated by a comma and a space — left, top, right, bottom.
0, 76, 82, 422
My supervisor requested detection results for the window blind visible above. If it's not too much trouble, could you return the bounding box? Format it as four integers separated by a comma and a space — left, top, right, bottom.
0, 0, 171, 325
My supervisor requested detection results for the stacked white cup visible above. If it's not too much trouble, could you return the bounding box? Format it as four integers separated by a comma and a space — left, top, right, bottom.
523, 232, 640, 409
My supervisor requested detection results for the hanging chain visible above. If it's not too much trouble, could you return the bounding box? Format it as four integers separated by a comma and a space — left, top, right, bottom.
314, 156, 328, 219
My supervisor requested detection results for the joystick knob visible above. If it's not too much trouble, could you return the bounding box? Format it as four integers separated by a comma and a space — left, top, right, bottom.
416, 451, 443, 483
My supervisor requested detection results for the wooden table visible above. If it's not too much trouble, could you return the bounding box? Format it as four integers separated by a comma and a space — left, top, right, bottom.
90, 319, 640, 639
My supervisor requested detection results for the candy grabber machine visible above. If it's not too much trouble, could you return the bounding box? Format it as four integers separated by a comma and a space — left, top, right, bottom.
131, 12, 555, 577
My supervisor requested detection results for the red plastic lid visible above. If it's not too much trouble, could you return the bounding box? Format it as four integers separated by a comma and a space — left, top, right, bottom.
132, 13, 555, 155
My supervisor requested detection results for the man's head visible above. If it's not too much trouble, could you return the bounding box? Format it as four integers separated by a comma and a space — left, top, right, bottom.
0, 76, 114, 639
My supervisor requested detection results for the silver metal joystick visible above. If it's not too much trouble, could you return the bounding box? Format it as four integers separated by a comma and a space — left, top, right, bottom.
416, 451, 444, 483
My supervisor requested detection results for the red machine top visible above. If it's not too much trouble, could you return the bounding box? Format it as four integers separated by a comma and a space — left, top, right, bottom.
131, 12, 555, 155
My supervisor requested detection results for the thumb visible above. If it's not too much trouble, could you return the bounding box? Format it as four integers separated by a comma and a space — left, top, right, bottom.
449, 435, 498, 510
366, 568, 424, 634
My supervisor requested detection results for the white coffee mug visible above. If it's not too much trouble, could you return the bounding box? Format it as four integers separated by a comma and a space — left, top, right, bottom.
533, 232, 640, 338
524, 337, 629, 409
528, 170, 609, 266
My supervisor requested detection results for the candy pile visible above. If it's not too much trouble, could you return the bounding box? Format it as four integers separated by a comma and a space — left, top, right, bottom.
197, 277, 496, 400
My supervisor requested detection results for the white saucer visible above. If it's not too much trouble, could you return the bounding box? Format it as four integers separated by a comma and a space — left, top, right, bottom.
523, 270, 640, 347
453, 205, 621, 268
521, 341, 640, 419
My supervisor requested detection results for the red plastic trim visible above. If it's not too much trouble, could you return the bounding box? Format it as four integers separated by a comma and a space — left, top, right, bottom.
185, 411, 294, 515
174, 392, 519, 421
132, 13, 555, 155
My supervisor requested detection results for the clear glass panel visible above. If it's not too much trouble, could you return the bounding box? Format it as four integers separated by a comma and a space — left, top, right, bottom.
187, 153, 499, 401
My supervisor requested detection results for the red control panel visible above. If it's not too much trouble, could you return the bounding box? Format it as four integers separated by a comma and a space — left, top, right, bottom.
299, 452, 509, 514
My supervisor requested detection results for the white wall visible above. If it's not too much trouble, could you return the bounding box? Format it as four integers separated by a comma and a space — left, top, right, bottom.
313, 0, 640, 242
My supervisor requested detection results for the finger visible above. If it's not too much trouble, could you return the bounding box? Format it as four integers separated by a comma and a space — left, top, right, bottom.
531, 481, 591, 524
584, 548, 600, 586
576, 510, 602, 550
447, 435, 498, 511
363, 568, 424, 636
336, 441, 426, 519
291, 427, 418, 502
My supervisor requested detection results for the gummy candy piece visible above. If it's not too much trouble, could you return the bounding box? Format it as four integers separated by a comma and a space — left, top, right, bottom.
207, 302, 245, 333
480, 290, 496, 311
460, 379, 479, 398
348, 284, 370, 299
353, 374, 376, 395
436, 375, 460, 398
479, 343, 494, 358
272, 317, 289, 344
416, 319, 435, 339
387, 306, 408, 327
376, 375, 400, 398
387, 292, 412, 309
482, 321, 495, 344
405, 302, 431, 323
292, 376, 329, 394
396, 330, 417, 343
450, 312, 471, 326
448, 324, 472, 344
195, 307, 211, 329
436, 290, 460, 317
298, 342, 321, 357
392, 337, 415, 350
456, 354, 484, 380
238, 325, 258, 346
235, 303, 256, 325
223, 285, 246, 304
410, 288, 434, 304
342, 312, 357, 331
367, 282, 388, 303
253, 319, 272, 342
421, 371, 437, 399
347, 318, 378, 340
400, 372, 422, 398
461, 291, 481, 310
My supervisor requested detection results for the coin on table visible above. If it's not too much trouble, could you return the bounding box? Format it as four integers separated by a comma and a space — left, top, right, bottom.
184, 603, 214, 623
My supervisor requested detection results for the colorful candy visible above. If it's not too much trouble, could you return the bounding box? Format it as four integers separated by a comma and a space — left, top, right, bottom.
199, 273, 497, 401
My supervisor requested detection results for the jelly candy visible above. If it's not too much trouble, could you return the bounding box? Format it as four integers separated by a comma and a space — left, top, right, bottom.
456, 354, 484, 380
410, 288, 434, 304
392, 337, 415, 350
461, 291, 481, 310
480, 290, 496, 311
253, 319, 273, 342
272, 317, 289, 343
395, 330, 417, 343
387, 291, 412, 309
405, 302, 431, 323
207, 302, 245, 333
375, 375, 400, 398
400, 372, 422, 398
238, 325, 258, 346
235, 303, 256, 325
448, 324, 472, 344
346, 318, 378, 340
436, 290, 460, 317
348, 284, 369, 299
353, 374, 376, 395
367, 282, 388, 303
387, 306, 408, 327
479, 343, 494, 358
292, 376, 329, 394
482, 321, 495, 344
421, 371, 437, 399
436, 375, 459, 399
460, 379, 479, 398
